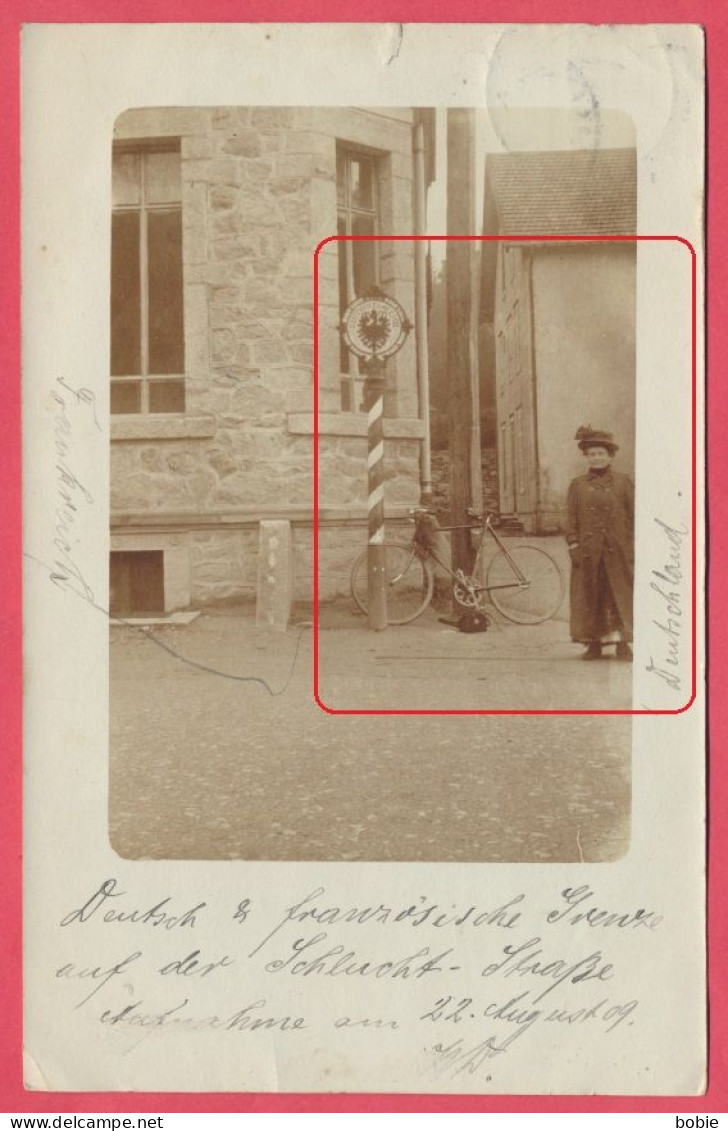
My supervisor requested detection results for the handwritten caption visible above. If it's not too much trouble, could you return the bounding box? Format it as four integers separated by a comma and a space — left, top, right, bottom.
53, 878, 661, 1078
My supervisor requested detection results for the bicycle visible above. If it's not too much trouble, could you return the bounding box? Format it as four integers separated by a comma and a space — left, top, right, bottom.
350, 507, 565, 626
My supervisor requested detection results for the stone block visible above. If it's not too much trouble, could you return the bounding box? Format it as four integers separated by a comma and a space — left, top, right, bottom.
226, 380, 285, 417
252, 339, 290, 366
304, 108, 411, 155
210, 212, 246, 237
182, 229, 208, 268
243, 279, 280, 308
185, 284, 209, 341
204, 157, 242, 185
222, 130, 263, 158
185, 330, 210, 376
274, 153, 317, 178
210, 285, 243, 306
248, 257, 284, 278
211, 328, 237, 366
206, 447, 239, 478
210, 305, 247, 329
211, 109, 234, 130
288, 342, 313, 366
111, 472, 154, 512
281, 320, 312, 341
284, 250, 315, 279
239, 160, 274, 188
259, 131, 285, 153
285, 389, 312, 413
233, 318, 278, 341
212, 236, 261, 262
182, 135, 215, 160
209, 186, 239, 211
256, 520, 293, 632
278, 277, 311, 306
284, 131, 335, 159
240, 195, 283, 228
182, 186, 208, 265
251, 107, 294, 129
269, 175, 308, 196
279, 197, 311, 230
139, 447, 164, 472
115, 107, 212, 139
260, 230, 290, 259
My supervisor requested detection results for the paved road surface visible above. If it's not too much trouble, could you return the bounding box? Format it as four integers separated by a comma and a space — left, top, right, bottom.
110, 606, 631, 863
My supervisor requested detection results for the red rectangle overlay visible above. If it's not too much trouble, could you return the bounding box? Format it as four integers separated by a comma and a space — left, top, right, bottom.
313, 234, 697, 716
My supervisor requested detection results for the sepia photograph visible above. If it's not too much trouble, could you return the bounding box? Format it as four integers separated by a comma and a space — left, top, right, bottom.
22, 22, 704, 1097
108, 104, 637, 862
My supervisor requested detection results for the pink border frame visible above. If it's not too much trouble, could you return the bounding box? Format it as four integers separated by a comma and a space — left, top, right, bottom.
313, 233, 697, 717
3, 6, 721, 1114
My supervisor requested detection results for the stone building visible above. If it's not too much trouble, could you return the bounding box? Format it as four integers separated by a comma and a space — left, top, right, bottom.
480, 147, 637, 533
109, 106, 431, 617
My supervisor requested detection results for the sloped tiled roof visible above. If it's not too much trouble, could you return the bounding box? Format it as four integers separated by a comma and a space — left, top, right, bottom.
484, 148, 637, 236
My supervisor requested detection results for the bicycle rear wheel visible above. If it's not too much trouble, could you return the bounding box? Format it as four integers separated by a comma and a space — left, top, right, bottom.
486, 545, 564, 624
350, 543, 434, 625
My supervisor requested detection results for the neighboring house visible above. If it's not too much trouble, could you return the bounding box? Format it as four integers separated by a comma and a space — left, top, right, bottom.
109, 107, 432, 616
480, 147, 637, 533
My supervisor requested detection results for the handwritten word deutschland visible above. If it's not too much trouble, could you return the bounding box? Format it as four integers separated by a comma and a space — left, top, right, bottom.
646, 517, 689, 692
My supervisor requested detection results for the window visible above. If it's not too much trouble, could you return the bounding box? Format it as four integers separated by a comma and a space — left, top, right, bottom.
111, 143, 185, 414
336, 146, 379, 412
110, 551, 165, 617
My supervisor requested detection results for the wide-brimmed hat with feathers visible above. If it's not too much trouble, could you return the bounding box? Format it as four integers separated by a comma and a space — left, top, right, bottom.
575, 424, 619, 454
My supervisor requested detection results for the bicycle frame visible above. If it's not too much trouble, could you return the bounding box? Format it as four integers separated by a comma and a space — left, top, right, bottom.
411, 511, 529, 594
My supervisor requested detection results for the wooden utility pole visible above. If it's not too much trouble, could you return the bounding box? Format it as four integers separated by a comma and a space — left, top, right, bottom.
446, 108, 481, 575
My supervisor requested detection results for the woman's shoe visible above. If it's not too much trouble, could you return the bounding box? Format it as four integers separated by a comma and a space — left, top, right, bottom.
582, 642, 602, 661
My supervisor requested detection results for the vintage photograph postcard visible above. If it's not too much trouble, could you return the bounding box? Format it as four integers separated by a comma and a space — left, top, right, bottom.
22, 23, 704, 1094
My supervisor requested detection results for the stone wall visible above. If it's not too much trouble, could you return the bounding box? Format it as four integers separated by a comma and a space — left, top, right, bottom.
110, 106, 422, 607
190, 528, 258, 605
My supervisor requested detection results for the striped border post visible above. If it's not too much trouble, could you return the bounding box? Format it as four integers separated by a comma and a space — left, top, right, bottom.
365, 360, 387, 630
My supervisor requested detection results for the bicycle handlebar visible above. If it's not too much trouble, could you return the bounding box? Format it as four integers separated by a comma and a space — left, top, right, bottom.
407, 506, 498, 527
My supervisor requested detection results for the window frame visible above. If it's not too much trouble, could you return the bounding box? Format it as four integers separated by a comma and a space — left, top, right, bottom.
111, 138, 186, 416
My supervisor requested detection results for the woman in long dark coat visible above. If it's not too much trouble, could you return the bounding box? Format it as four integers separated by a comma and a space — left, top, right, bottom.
566, 427, 634, 661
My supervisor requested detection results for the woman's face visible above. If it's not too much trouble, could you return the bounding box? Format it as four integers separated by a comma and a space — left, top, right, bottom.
585, 445, 613, 470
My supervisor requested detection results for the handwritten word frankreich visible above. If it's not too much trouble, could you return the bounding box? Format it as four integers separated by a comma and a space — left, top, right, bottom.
49, 377, 97, 605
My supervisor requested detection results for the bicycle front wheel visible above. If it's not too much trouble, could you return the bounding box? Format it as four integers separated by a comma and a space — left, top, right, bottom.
350, 543, 434, 625
486, 545, 565, 624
